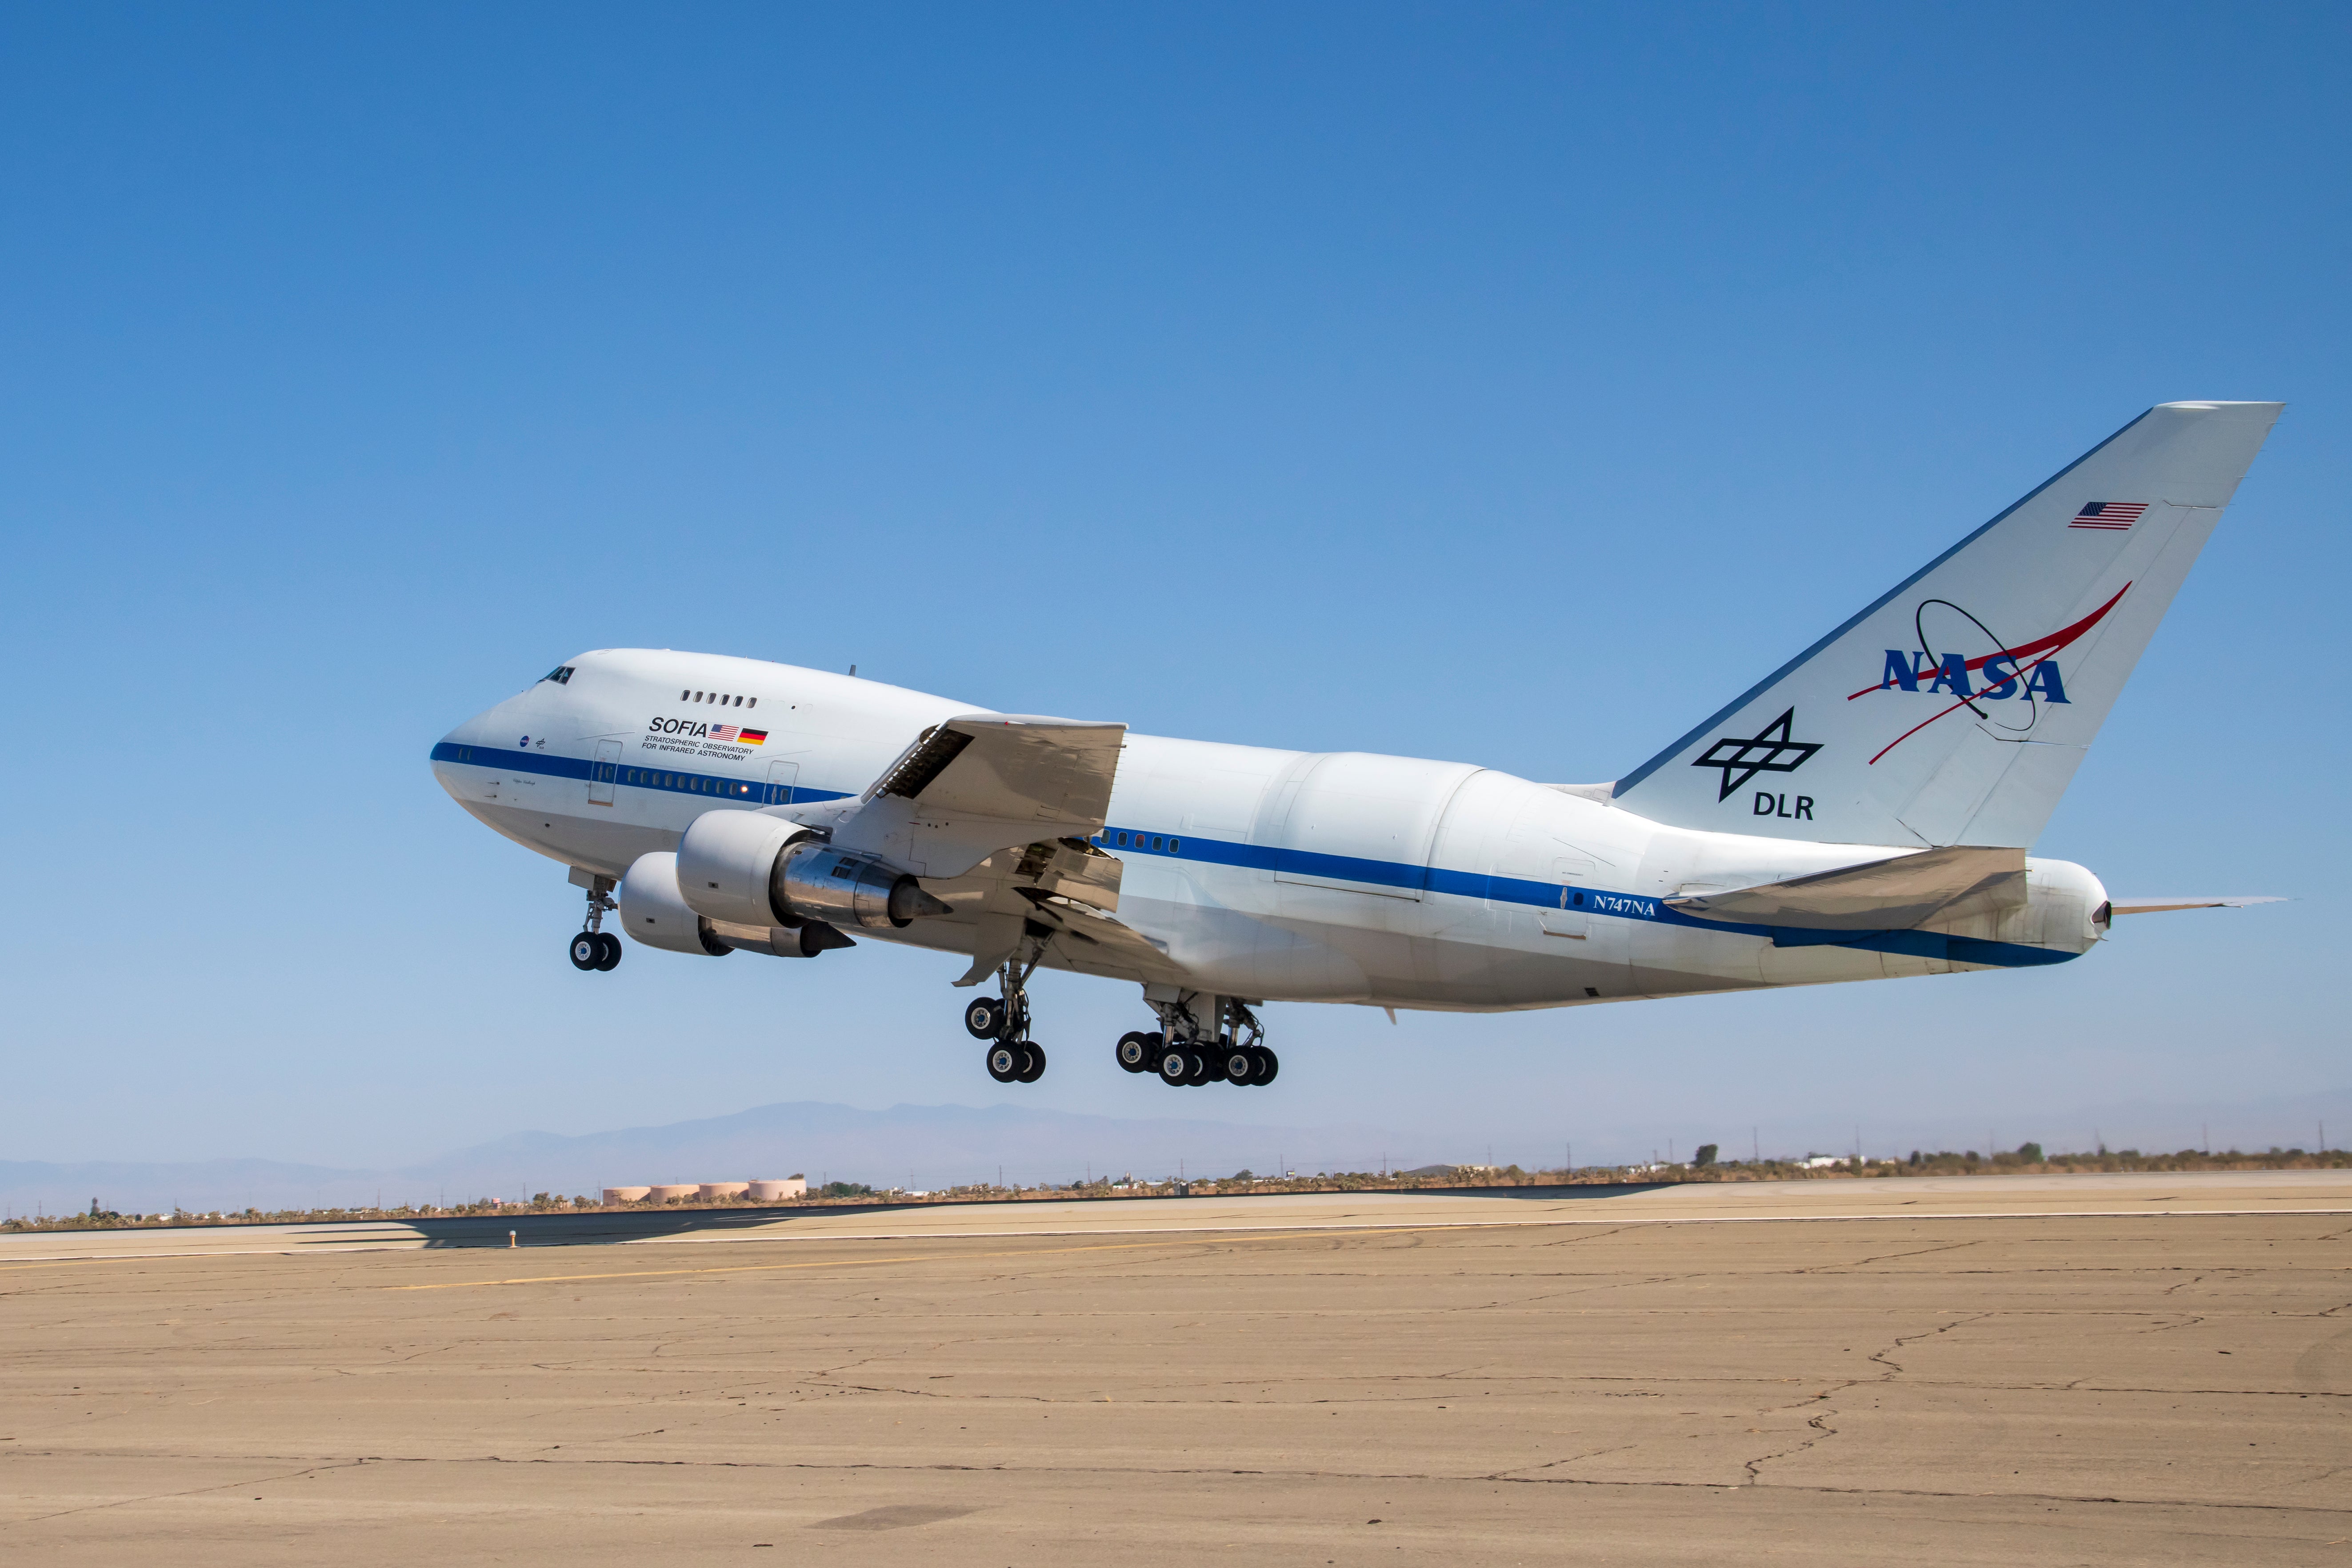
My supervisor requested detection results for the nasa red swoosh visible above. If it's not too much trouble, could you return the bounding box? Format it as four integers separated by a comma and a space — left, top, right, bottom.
1850, 582, 2131, 765
1844, 583, 2131, 703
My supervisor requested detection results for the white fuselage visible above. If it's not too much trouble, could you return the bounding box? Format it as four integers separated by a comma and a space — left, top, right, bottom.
432, 649, 2104, 1013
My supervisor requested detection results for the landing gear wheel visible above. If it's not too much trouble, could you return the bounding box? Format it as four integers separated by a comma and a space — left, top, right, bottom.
1116, 1032, 1157, 1073
964, 997, 1006, 1040
1254, 1048, 1279, 1085
593, 932, 622, 970
1183, 1048, 1215, 1086
1221, 1045, 1258, 1084
569, 932, 601, 971
987, 1043, 1023, 1083
1156, 1044, 1192, 1087
1017, 1044, 1047, 1083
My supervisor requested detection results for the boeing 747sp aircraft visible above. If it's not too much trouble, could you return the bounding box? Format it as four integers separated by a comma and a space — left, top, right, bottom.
433, 402, 2282, 1088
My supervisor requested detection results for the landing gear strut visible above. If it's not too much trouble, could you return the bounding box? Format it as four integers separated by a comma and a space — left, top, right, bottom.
1128, 992, 1275, 1087
968, 937, 1047, 1084
568, 873, 621, 972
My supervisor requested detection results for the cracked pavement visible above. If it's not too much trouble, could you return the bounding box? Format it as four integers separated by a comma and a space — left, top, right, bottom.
0, 1178, 2346, 1563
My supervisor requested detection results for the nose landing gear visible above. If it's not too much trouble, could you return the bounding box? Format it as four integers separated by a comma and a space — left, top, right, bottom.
568, 873, 621, 972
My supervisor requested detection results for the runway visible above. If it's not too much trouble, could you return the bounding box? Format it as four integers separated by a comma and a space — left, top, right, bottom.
3, 1171, 2346, 1564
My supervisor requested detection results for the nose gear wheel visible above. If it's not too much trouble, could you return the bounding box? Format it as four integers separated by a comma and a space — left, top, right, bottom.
568, 875, 621, 972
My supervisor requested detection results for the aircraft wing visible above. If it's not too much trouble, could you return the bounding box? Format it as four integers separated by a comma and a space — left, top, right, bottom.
2107, 896, 2285, 914
1667, 845, 2026, 931
834, 714, 1128, 880
872, 715, 1126, 828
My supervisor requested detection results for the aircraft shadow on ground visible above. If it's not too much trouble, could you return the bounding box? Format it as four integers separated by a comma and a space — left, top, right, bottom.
388, 1183, 1670, 1249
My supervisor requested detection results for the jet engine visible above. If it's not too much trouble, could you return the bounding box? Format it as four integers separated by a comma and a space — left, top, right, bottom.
674, 811, 952, 932
620, 851, 856, 958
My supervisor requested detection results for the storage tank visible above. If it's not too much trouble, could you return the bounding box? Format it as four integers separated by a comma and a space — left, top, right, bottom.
645, 1184, 698, 1203
698, 1182, 750, 1202
602, 1186, 652, 1204
748, 1178, 808, 1201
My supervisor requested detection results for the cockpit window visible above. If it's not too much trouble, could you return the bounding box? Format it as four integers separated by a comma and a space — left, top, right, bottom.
539, 665, 575, 685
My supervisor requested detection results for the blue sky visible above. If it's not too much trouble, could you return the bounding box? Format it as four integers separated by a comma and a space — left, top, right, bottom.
4, 3, 2347, 1176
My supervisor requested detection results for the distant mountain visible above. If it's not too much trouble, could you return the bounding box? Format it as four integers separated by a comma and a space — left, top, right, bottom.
0, 1100, 1421, 1217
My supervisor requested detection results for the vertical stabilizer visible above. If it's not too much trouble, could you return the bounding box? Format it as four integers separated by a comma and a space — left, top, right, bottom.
1610, 402, 2281, 847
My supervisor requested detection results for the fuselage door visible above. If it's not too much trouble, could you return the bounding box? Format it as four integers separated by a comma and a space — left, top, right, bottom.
588, 740, 623, 806
766, 760, 800, 805
1540, 856, 1597, 938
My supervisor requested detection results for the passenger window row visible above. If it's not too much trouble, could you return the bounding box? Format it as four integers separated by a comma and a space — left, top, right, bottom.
1095, 829, 1180, 854
680, 689, 756, 707
623, 767, 771, 802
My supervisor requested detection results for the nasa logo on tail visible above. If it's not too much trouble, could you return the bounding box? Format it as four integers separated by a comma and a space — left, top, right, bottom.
1852, 584, 2129, 765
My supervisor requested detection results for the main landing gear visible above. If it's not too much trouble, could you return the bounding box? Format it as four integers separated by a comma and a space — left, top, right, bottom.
964, 948, 1046, 1084
568, 872, 622, 972
1117, 993, 1276, 1088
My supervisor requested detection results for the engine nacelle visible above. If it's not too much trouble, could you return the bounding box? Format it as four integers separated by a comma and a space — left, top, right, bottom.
622, 852, 852, 958
619, 851, 732, 956
676, 810, 952, 932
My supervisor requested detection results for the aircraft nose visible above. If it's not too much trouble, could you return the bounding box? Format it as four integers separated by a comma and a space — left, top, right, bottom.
432, 702, 508, 772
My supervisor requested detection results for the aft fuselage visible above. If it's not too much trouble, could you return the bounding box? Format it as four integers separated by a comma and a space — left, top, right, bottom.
432, 649, 2102, 1012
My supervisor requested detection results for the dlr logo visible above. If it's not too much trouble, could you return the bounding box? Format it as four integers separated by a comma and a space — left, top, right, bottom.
1755, 792, 1814, 820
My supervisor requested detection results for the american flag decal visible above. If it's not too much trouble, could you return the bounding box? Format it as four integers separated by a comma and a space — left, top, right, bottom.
709, 724, 740, 742
2068, 501, 2147, 531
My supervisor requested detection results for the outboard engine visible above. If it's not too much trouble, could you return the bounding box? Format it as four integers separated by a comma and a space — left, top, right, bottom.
674, 811, 953, 932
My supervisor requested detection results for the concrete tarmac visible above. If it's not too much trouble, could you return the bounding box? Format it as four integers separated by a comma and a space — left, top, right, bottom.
2, 1171, 2347, 1564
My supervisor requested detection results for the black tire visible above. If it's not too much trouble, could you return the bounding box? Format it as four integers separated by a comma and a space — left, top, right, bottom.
568, 932, 600, 971
964, 997, 1005, 1040
1221, 1045, 1256, 1084
1256, 1048, 1279, 1085
1116, 1032, 1155, 1073
594, 932, 622, 970
1156, 1045, 1191, 1087
1183, 1048, 1213, 1086
986, 1043, 1022, 1083
1017, 1044, 1047, 1083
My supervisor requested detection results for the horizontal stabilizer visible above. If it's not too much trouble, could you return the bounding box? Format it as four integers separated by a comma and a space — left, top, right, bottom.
2108, 895, 2284, 915
1668, 845, 2025, 931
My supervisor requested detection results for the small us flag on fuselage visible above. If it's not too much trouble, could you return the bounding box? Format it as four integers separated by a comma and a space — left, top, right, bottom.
2068, 501, 2147, 531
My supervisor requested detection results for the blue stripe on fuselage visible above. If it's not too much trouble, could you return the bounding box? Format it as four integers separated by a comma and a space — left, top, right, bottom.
1088, 824, 2074, 970
428, 741, 853, 808
428, 746, 2072, 972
